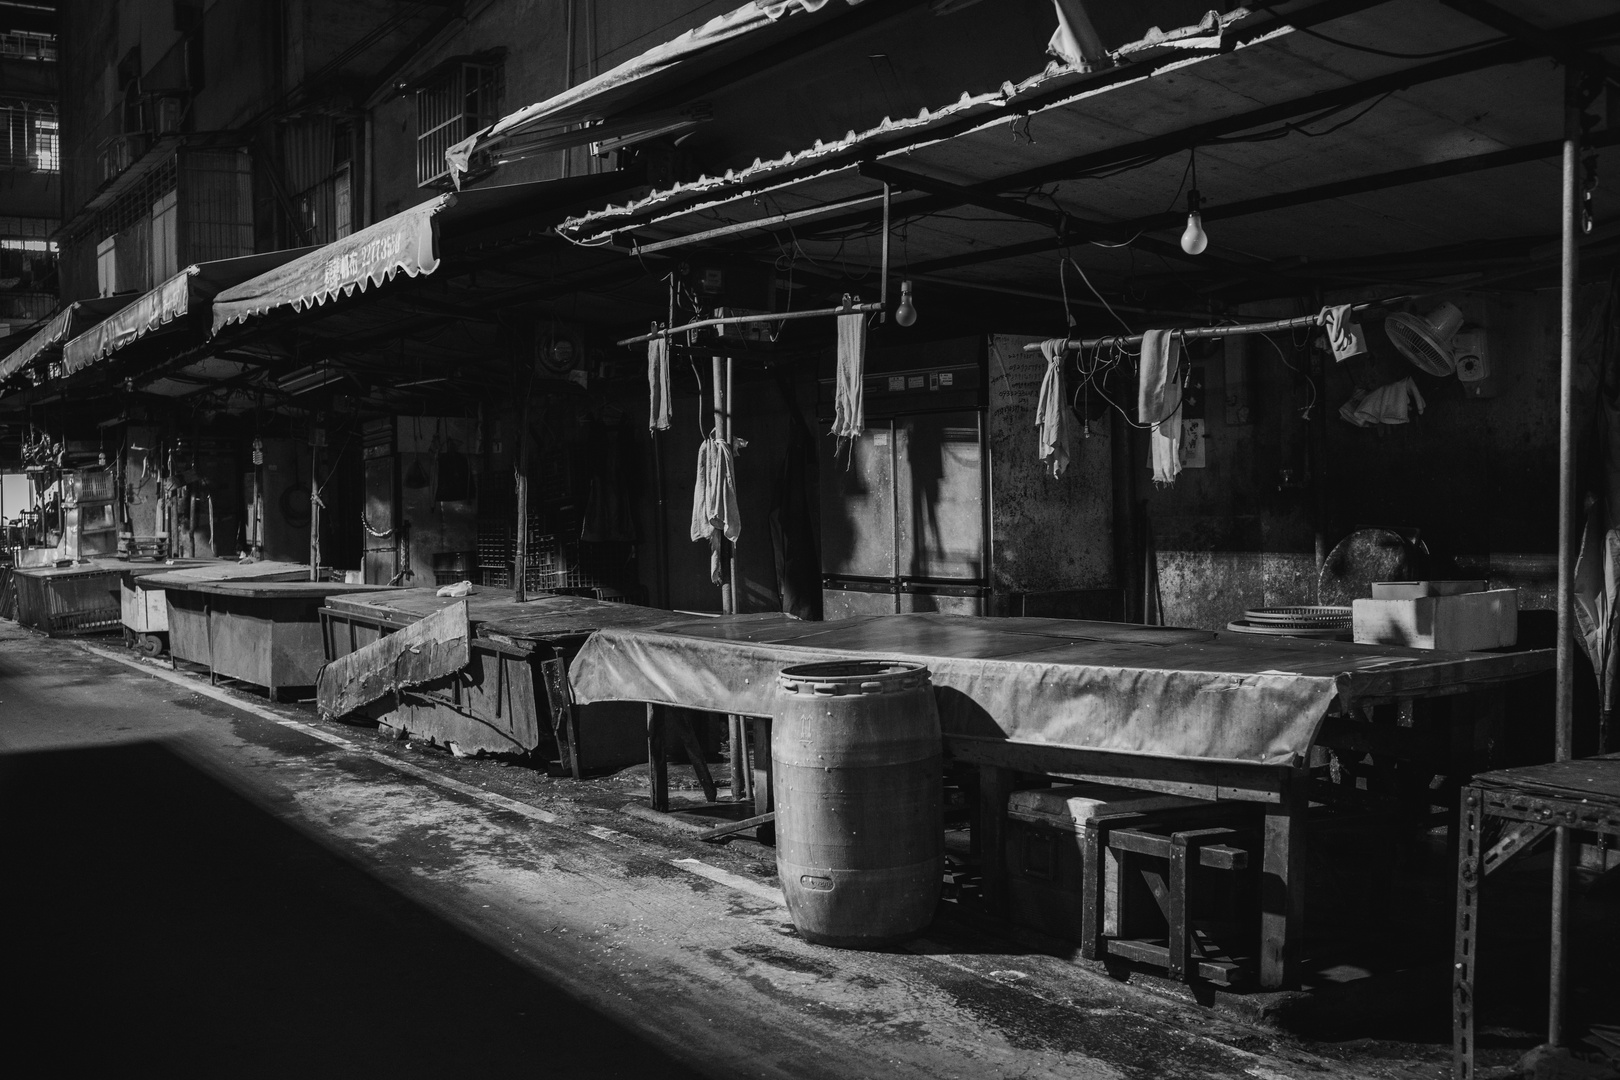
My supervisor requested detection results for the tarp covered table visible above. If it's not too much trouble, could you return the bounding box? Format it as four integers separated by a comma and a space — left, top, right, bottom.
568, 611, 1553, 988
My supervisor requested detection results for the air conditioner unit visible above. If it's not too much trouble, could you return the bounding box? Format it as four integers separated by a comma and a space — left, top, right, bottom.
153, 96, 184, 135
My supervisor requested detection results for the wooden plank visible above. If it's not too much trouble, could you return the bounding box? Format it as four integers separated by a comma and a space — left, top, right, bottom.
540, 657, 582, 779
672, 711, 718, 803
316, 601, 470, 719
948, 735, 1287, 803
698, 811, 775, 842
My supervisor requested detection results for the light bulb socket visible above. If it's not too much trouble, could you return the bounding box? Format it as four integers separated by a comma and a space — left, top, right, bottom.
1187, 188, 1201, 214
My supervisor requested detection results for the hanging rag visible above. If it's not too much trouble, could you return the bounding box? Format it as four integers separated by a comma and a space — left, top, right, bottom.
648, 336, 671, 433
1036, 338, 1071, 479
1337, 377, 1425, 427
1138, 329, 1184, 486
1321, 304, 1367, 361
691, 433, 740, 586
831, 304, 866, 451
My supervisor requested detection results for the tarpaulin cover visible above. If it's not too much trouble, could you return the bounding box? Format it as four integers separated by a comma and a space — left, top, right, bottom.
0, 296, 135, 383
324, 586, 686, 647
61, 248, 317, 374
446, 0, 863, 183
569, 612, 1552, 767
211, 197, 450, 333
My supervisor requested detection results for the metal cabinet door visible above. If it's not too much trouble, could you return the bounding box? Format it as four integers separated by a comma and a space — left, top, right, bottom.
896, 411, 985, 581
818, 421, 896, 580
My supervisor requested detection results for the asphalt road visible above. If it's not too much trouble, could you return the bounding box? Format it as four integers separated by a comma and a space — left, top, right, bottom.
0, 621, 1429, 1079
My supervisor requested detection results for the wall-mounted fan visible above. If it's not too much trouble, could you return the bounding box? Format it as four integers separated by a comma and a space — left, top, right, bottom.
1385, 302, 1463, 376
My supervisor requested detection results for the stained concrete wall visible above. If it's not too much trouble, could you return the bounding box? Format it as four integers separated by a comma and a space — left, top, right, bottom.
1146, 291, 1567, 630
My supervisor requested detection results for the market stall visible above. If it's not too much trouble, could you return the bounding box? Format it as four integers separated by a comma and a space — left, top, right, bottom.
119, 559, 312, 656
317, 586, 683, 769
567, 610, 1553, 989
145, 575, 391, 700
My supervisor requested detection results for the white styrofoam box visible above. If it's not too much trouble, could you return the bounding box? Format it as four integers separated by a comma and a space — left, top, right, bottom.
1370, 580, 1488, 600
1353, 588, 1518, 651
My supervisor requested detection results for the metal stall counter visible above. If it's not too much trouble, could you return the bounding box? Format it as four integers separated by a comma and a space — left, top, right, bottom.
8, 558, 206, 637
120, 560, 312, 656
318, 586, 690, 776
566, 611, 1553, 991
145, 574, 394, 701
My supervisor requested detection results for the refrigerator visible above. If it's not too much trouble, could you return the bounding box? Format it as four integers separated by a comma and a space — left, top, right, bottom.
819, 339, 989, 617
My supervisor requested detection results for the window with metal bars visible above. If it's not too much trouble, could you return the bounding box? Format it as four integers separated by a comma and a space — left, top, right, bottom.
415, 61, 501, 188
0, 100, 58, 171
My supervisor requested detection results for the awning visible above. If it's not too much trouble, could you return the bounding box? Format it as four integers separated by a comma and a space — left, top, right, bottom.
211, 195, 451, 333
0, 296, 136, 384
61, 248, 315, 376
552, 1, 1620, 305
446, 0, 867, 184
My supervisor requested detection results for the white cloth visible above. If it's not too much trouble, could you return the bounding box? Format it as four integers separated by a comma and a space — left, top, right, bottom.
1322, 304, 1367, 361
1138, 329, 1184, 486
1036, 339, 1071, 479
647, 336, 671, 433
831, 307, 866, 444
1338, 377, 1425, 427
690, 434, 740, 586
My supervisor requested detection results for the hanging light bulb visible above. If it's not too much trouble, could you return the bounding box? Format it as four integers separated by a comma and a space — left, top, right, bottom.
1181, 189, 1208, 255
894, 280, 918, 327
1179, 147, 1208, 255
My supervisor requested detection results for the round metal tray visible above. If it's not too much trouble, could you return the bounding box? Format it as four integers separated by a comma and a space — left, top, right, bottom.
1226, 619, 1352, 641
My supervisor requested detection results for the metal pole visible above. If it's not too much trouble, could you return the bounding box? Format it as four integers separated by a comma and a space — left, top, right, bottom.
711, 354, 732, 616
1549, 61, 1582, 1051
618, 301, 884, 347
515, 393, 529, 604
308, 433, 320, 581
880, 181, 891, 316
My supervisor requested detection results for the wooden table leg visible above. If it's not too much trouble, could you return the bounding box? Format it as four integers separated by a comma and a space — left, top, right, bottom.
647, 704, 668, 812
751, 716, 773, 809
979, 765, 1015, 918
1454, 785, 1483, 1080
672, 711, 718, 804
1260, 767, 1306, 990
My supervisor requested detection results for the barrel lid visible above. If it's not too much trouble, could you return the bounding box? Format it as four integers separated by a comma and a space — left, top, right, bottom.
778, 660, 930, 695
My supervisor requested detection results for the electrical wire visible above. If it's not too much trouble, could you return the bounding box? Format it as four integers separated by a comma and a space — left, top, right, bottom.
1293, 24, 1495, 60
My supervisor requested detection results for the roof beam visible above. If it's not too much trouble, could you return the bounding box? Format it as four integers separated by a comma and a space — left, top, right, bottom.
904, 130, 1620, 275
1437, 0, 1615, 81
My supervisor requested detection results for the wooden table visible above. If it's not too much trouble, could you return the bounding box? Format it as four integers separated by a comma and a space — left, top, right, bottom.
1453, 755, 1620, 1078
566, 612, 1554, 989
147, 576, 391, 700
319, 587, 684, 769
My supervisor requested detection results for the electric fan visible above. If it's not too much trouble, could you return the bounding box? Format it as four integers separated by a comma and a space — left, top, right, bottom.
1384, 302, 1463, 376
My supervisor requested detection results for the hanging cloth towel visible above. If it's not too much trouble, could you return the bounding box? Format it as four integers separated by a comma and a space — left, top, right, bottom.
1321, 304, 1367, 361
1138, 329, 1184, 486
690, 434, 741, 586
1035, 338, 1071, 479
1338, 377, 1425, 427
648, 336, 671, 433
831, 302, 866, 451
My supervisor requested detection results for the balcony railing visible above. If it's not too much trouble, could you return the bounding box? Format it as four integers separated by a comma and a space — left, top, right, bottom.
0, 32, 56, 62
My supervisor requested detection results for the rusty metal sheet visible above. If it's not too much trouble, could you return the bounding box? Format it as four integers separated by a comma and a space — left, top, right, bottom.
317, 601, 471, 719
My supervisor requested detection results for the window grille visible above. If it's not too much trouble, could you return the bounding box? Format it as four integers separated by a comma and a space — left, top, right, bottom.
0, 100, 58, 172
415, 61, 501, 188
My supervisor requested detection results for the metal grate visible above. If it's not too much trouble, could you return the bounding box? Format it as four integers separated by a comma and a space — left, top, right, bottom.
415, 61, 501, 188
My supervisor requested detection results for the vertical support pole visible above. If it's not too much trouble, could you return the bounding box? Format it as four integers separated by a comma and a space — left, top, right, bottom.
1260, 767, 1306, 990
711, 355, 732, 615
880, 181, 891, 316
1454, 787, 1484, 1080
514, 396, 529, 604
1549, 61, 1583, 1051
647, 703, 668, 812
979, 765, 1015, 917
308, 432, 321, 581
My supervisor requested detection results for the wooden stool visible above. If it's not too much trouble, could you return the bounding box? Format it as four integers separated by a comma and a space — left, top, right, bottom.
1082, 811, 1254, 985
